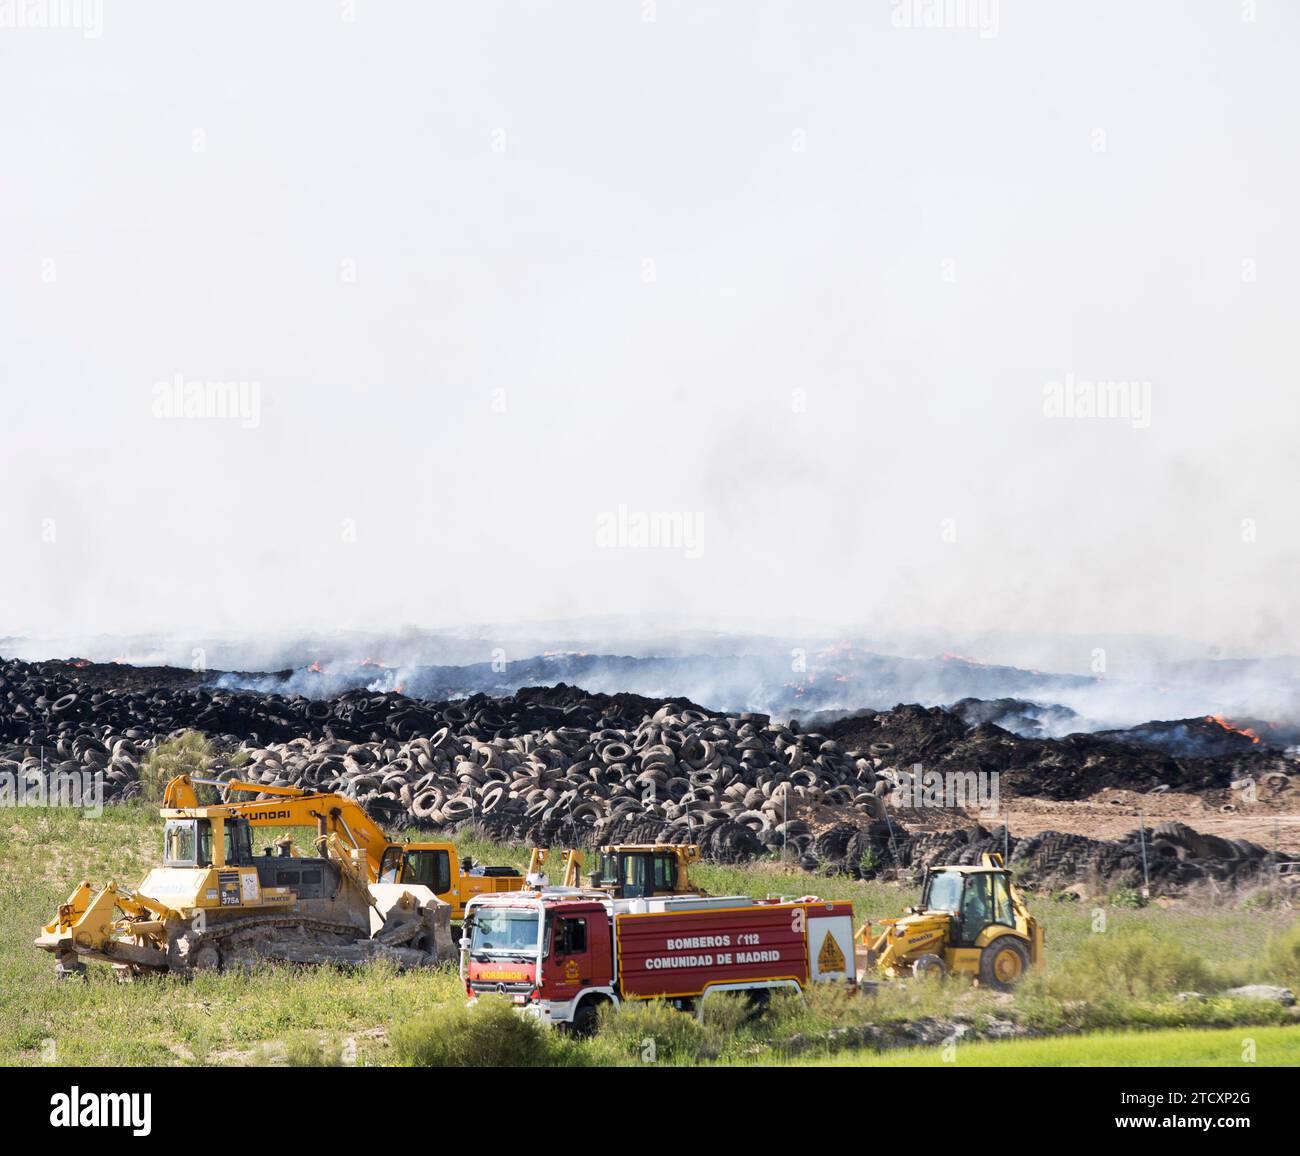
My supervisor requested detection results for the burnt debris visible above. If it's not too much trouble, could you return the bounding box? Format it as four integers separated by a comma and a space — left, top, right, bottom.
0, 657, 1293, 893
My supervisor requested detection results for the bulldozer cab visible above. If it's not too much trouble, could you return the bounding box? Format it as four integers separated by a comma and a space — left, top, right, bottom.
920, 865, 1018, 947
162, 816, 255, 869
589, 845, 699, 899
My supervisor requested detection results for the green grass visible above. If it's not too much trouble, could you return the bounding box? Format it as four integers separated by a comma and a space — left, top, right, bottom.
787, 1025, 1300, 1067
2, 803, 1296, 1066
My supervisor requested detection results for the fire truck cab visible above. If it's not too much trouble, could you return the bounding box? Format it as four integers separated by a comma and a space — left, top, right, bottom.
463, 889, 856, 1035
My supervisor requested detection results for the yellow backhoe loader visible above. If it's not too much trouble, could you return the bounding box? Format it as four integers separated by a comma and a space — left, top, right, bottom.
855, 853, 1043, 990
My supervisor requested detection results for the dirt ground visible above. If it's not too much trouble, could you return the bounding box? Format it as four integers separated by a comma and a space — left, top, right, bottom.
994, 786, 1300, 854
800, 781, 1300, 855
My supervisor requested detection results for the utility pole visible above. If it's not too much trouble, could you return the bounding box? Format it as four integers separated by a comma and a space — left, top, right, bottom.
1137, 803, 1150, 899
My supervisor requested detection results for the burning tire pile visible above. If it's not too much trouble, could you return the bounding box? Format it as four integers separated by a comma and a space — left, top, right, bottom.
1, 657, 1294, 892
822, 702, 1282, 798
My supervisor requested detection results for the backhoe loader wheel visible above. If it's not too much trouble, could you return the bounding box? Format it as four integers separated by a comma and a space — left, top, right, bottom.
911, 953, 946, 981
979, 938, 1029, 991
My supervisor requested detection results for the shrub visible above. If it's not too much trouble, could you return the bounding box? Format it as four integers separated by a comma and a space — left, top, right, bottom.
391, 996, 572, 1067
1030, 930, 1215, 1001
1106, 887, 1148, 909
1261, 921, 1300, 989
137, 732, 226, 802
284, 1032, 344, 1067
766, 982, 868, 1035
699, 992, 754, 1035
586, 999, 721, 1065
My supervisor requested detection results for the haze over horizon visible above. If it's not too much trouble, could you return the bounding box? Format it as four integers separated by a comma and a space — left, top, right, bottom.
3, 3, 1298, 656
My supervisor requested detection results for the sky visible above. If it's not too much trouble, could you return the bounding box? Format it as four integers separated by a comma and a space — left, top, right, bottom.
2, 1, 1297, 661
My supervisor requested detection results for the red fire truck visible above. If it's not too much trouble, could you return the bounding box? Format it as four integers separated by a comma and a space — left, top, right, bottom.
462, 890, 856, 1033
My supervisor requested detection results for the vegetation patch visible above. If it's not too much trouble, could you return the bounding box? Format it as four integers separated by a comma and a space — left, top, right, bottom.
3, 803, 1295, 1066
392, 996, 580, 1067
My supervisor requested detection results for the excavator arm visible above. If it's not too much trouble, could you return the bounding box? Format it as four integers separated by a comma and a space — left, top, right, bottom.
164, 775, 394, 881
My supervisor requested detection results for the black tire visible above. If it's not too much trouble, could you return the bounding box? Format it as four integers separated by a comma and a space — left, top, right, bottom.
744, 988, 773, 1021
570, 999, 601, 1038
912, 953, 946, 981
979, 937, 1030, 991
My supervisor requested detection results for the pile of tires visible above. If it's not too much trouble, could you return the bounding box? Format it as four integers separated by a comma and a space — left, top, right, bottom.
205, 702, 883, 862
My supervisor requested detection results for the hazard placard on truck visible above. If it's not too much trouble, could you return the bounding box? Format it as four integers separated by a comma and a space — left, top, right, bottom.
462, 890, 856, 1032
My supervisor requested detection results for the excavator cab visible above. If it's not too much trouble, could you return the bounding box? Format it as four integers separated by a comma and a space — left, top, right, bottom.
378, 846, 453, 893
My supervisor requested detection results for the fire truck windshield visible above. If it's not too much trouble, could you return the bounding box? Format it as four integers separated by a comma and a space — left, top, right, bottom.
469, 908, 540, 957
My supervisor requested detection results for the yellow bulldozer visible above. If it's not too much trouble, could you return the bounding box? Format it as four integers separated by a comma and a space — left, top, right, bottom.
855, 853, 1043, 990
35, 776, 461, 977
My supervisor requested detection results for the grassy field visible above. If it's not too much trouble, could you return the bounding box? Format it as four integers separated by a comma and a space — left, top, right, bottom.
2, 804, 1297, 1067
791, 1025, 1300, 1067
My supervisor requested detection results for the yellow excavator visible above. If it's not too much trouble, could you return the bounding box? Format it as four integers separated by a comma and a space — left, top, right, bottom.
162, 775, 525, 919
855, 853, 1043, 990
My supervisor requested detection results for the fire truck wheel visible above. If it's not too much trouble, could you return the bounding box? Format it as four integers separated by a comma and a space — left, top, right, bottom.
911, 953, 946, 981
979, 938, 1029, 990
570, 999, 602, 1038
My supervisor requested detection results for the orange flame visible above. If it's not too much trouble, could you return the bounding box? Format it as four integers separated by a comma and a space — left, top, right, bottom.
307, 661, 323, 674
1206, 714, 1260, 744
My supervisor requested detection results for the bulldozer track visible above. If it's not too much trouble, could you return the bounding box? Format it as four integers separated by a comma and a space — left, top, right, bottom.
175, 915, 369, 970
